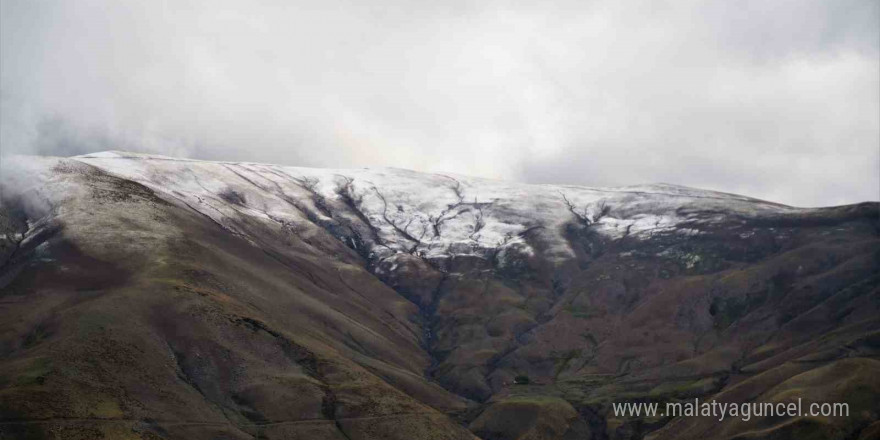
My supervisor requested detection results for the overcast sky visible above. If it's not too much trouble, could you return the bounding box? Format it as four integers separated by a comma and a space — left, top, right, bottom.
1, 0, 878, 207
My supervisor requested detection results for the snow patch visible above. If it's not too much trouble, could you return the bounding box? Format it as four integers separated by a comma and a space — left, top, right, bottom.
2, 152, 808, 276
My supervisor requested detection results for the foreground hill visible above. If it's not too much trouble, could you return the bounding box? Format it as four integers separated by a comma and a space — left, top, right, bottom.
0, 151, 877, 440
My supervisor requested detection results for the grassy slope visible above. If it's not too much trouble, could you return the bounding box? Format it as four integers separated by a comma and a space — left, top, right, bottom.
1, 158, 878, 440
0, 161, 473, 440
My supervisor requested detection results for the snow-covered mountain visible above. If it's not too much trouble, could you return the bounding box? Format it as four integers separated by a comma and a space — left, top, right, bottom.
6, 151, 803, 270
1, 152, 878, 440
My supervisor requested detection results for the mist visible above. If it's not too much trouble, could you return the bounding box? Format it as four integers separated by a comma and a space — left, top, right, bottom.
1, 0, 878, 207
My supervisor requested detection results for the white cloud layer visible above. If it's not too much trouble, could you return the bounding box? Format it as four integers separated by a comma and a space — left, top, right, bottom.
1, 0, 877, 207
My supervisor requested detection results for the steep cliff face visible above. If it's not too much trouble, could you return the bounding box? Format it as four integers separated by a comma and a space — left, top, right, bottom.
1, 151, 877, 440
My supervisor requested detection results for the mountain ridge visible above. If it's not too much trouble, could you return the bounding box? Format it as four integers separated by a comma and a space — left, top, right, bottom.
0, 151, 877, 440
72, 150, 801, 204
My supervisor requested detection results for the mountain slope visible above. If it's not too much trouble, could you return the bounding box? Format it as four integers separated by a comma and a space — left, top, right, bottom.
0, 151, 877, 440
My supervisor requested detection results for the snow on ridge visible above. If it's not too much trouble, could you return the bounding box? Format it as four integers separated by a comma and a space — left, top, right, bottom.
5, 152, 803, 269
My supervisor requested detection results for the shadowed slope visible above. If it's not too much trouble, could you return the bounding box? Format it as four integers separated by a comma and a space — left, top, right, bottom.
0, 158, 473, 440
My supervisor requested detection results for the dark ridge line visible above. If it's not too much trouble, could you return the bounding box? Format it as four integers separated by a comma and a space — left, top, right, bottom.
372, 186, 423, 253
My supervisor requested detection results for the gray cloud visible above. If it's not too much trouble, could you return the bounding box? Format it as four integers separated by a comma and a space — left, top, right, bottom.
1, 0, 877, 207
